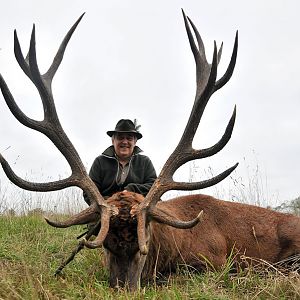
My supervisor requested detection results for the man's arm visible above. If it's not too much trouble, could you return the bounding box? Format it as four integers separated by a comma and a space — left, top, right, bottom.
124, 156, 157, 196
83, 157, 103, 205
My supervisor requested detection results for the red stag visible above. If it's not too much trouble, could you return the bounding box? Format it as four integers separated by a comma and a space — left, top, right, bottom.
1, 11, 300, 291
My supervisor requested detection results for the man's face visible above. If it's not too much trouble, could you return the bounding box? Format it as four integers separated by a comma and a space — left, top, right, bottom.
112, 133, 137, 160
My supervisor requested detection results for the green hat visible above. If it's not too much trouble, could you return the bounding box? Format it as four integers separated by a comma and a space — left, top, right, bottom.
107, 119, 142, 139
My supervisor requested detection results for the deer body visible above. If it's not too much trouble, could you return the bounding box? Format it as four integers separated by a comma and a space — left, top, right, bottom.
151, 195, 300, 267
103, 192, 300, 288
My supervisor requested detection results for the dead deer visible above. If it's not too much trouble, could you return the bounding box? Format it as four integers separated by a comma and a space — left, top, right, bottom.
1, 10, 300, 291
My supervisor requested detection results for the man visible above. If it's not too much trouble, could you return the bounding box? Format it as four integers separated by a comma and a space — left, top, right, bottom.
84, 119, 157, 204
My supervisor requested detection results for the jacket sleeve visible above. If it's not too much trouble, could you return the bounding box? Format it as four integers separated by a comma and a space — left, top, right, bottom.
83, 157, 103, 205
124, 156, 157, 196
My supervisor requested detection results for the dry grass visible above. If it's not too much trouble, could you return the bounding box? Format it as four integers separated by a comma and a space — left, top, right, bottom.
0, 215, 300, 299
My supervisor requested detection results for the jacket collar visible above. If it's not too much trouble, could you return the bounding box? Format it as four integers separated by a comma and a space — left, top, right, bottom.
102, 145, 143, 157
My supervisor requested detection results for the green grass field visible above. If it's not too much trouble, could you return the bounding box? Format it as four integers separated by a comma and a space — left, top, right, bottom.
0, 214, 299, 300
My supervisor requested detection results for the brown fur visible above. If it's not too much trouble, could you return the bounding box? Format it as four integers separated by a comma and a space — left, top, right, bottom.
103, 191, 300, 286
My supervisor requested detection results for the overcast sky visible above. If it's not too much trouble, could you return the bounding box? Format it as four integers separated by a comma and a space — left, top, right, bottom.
0, 0, 299, 208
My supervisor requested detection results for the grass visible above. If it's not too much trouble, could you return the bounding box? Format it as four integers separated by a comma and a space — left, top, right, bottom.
0, 215, 299, 299
0, 161, 299, 299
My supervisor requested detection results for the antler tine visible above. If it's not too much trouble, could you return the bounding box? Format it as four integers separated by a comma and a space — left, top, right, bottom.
28, 25, 42, 86
14, 31, 31, 79
168, 162, 239, 191
14, 14, 85, 86
215, 31, 238, 92
183, 10, 208, 67
150, 207, 204, 229
0, 153, 75, 191
45, 202, 100, 228
217, 42, 223, 65
45, 13, 85, 82
83, 211, 114, 249
0, 73, 39, 129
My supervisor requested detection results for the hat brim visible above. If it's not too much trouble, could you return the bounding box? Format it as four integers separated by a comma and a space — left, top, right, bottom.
107, 130, 143, 140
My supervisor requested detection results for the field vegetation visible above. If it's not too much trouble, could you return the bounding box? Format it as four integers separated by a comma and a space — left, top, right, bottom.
1, 213, 300, 299
0, 162, 300, 299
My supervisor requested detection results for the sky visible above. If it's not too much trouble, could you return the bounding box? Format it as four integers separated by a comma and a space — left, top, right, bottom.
0, 0, 299, 209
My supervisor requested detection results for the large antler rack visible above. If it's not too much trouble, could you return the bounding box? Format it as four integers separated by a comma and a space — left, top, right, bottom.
135, 10, 239, 254
0, 14, 117, 248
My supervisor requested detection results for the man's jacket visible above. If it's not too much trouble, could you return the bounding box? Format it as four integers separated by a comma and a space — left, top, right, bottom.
85, 145, 157, 204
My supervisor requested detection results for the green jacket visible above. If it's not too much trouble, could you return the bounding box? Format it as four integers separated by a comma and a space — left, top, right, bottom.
85, 146, 157, 204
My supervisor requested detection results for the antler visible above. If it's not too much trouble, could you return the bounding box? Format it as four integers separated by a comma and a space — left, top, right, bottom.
0, 14, 117, 248
135, 10, 239, 254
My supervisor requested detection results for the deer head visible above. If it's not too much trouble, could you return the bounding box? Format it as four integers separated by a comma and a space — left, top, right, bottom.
0, 10, 238, 289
